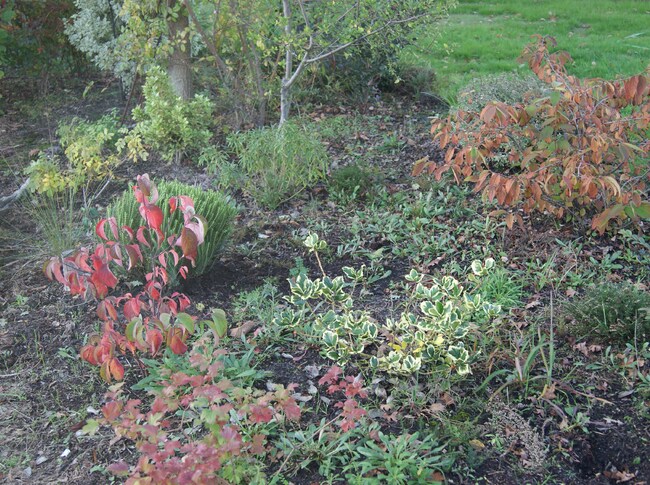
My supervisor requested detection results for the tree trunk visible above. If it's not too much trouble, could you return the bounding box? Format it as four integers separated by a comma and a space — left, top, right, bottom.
167, 1, 192, 100
280, 82, 290, 125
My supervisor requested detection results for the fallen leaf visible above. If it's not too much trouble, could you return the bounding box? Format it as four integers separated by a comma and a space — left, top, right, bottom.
230, 321, 256, 338
429, 402, 446, 414
469, 439, 485, 451
603, 468, 636, 483
541, 382, 556, 399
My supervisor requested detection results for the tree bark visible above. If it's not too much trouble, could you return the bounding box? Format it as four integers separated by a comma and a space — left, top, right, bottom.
167, 0, 192, 100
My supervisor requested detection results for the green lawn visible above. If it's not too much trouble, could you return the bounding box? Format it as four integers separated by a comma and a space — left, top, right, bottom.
408, 0, 650, 101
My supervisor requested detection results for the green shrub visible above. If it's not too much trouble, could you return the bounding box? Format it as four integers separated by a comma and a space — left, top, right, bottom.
328, 163, 377, 203
226, 121, 328, 208
25, 112, 121, 195
107, 179, 237, 277
126, 66, 215, 162
563, 282, 650, 344
456, 72, 547, 112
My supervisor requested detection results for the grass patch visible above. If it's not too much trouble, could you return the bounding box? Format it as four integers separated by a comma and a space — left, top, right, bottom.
406, 0, 650, 101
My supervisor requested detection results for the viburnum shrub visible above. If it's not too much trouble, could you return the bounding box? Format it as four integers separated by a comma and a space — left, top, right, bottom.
45, 174, 210, 381
414, 36, 650, 233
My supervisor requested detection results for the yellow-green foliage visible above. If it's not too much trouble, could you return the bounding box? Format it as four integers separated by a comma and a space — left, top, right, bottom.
25, 112, 121, 195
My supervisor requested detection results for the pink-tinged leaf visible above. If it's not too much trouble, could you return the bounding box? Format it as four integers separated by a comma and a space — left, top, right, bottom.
96, 219, 109, 241
136, 173, 158, 204
90, 258, 118, 298
250, 434, 267, 455
146, 329, 164, 355
179, 266, 188, 279
151, 397, 169, 414
282, 399, 301, 421
175, 293, 191, 312
97, 300, 118, 321
220, 425, 243, 453
318, 365, 343, 386
107, 461, 130, 477
184, 220, 205, 246
107, 243, 123, 266
178, 196, 194, 212
140, 203, 164, 232
176, 227, 199, 266
169, 249, 180, 267
106, 217, 119, 240
102, 401, 123, 421
123, 297, 141, 320
169, 196, 178, 214
157, 266, 169, 285
44, 257, 65, 284
158, 252, 167, 267
168, 334, 188, 355
121, 225, 134, 241
249, 405, 274, 424
108, 357, 125, 381
125, 244, 143, 270
136, 226, 151, 248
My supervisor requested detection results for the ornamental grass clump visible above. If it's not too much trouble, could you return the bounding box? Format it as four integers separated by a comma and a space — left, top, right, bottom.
108, 179, 237, 277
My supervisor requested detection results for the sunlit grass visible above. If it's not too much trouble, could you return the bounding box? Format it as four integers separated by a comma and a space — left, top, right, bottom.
407, 0, 650, 102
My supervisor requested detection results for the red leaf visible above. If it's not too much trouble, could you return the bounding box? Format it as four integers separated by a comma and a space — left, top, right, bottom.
318, 365, 343, 386
80, 344, 98, 365
89, 258, 118, 298
124, 244, 142, 271
102, 401, 123, 421
96, 219, 109, 241
107, 461, 130, 477
121, 225, 134, 241
108, 357, 125, 381
146, 329, 164, 355
168, 334, 188, 355
282, 399, 301, 421
97, 300, 118, 321
136, 226, 151, 248
249, 405, 274, 424
176, 227, 199, 266
140, 203, 164, 232
123, 297, 141, 320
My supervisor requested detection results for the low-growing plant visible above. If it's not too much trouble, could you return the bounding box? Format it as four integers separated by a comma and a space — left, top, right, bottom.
274, 234, 502, 376
123, 66, 215, 162
107, 179, 237, 277
344, 430, 452, 484
87, 335, 302, 484
227, 121, 328, 208
477, 267, 524, 311
328, 163, 377, 205
45, 174, 224, 381
563, 282, 650, 344
456, 72, 548, 112
414, 36, 650, 233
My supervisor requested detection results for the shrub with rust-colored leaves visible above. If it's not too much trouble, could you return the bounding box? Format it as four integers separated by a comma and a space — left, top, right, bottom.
414, 36, 650, 233
45, 174, 206, 381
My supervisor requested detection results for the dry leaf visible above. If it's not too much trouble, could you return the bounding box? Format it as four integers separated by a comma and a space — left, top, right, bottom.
230, 320, 257, 338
